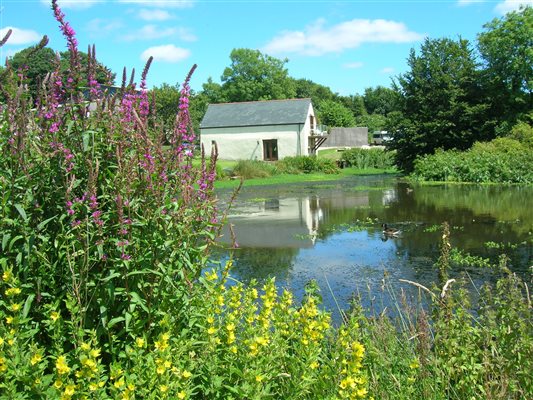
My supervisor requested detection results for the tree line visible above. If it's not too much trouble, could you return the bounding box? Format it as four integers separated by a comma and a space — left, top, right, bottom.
2, 6, 531, 172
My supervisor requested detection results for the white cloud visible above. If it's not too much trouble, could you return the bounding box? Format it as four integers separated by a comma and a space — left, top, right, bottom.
457, 0, 485, 6
138, 8, 173, 20
122, 24, 196, 42
495, 0, 533, 14
40, 0, 99, 9
0, 27, 41, 45
343, 61, 364, 69
119, 0, 194, 8
86, 18, 123, 37
381, 67, 395, 74
122, 24, 178, 41
263, 18, 424, 56
141, 44, 190, 62
176, 27, 197, 42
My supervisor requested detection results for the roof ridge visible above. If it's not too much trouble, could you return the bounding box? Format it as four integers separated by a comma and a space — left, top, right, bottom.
209, 98, 311, 106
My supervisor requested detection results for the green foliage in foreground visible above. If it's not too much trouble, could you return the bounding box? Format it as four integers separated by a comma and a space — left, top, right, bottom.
341, 148, 396, 170
231, 156, 339, 179
1, 225, 532, 399
412, 137, 533, 184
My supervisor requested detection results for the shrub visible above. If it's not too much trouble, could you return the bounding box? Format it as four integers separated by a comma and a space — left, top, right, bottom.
231, 159, 277, 179
412, 138, 533, 183
341, 148, 396, 169
278, 156, 339, 174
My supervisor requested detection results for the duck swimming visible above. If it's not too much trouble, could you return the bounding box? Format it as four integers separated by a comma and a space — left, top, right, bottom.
382, 223, 401, 237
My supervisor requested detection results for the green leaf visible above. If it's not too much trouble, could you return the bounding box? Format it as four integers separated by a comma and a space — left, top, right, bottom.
14, 204, 28, 222
37, 216, 56, 231
129, 291, 149, 313
2, 233, 11, 251
23, 294, 35, 318
107, 316, 125, 329
125, 311, 132, 331
100, 272, 121, 282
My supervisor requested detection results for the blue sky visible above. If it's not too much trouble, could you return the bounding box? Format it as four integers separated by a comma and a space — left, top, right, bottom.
1, 0, 531, 96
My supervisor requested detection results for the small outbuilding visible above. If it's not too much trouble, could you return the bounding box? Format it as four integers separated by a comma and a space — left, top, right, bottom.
320, 127, 369, 148
200, 98, 327, 161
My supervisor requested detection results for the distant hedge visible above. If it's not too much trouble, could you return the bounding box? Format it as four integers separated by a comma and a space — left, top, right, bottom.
412, 138, 533, 184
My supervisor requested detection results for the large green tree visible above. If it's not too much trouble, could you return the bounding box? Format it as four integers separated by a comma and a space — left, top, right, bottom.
363, 86, 401, 115
152, 83, 209, 139
6, 45, 114, 99
317, 99, 356, 128
477, 6, 533, 132
220, 48, 296, 102
390, 37, 488, 171
292, 78, 336, 106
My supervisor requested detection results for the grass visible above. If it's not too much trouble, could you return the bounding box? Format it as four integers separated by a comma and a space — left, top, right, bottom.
214, 167, 399, 189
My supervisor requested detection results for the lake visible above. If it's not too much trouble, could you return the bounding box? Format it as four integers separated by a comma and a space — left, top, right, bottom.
212, 175, 532, 321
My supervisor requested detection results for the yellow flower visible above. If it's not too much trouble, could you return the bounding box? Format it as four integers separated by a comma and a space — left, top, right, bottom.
8, 338, 15, 346
409, 358, 420, 369
5, 287, 21, 296
230, 345, 238, 354
90, 348, 101, 358
182, 370, 192, 379
156, 365, 166, 375
159, 385, 168, 393
161, 332, 170, 342
54, 379, 63, 389
135, 337, 145, 348
6, 316, 13, 324
207, 326, 216, 335
114, 378, 125, 389
177, 391, 186, 399
55, 355, 71, 375
0, 337, 4, 346
310, 361, 319, 369
31, 353, 43, 366
352, 342, 365, 359
2, 270, 12, 282
206, 316, 214, 324
216, 295, 224, 306
205, 270, 218, 282
226, 323, 235, 331
50, 312, 60, 322
10, 302, 22, 312
255, 374, 263, 382
63, 384, 76, 396
80, 342, 91, 351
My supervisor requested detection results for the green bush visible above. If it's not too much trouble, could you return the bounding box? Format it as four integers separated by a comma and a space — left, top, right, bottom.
278, 156, 339, 174
232, 159, 277, 179
412, 138, 533, 183
341, 148, 396, 169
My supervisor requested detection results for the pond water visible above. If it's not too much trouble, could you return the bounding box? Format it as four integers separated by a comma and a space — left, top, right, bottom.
213, 175, 532, 321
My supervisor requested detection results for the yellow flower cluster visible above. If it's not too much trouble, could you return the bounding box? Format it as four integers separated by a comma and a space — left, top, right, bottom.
55, 355, 71, 375
155, 332, 170, 351
336, 335, 368, 399
76, 342, 101, 379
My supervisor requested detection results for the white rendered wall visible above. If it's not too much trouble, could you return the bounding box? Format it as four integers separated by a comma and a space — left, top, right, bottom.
201, 124, 308, 161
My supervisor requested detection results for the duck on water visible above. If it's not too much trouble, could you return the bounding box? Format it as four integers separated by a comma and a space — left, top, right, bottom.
382, 223, 401, 237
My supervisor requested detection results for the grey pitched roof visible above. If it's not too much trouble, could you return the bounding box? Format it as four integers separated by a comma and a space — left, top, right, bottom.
200, 98, 312, 129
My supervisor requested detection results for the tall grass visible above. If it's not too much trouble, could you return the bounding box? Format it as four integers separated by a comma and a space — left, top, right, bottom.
341, 148, 396, 169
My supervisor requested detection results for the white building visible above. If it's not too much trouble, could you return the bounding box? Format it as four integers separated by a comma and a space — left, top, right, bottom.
200, 98, 327, 161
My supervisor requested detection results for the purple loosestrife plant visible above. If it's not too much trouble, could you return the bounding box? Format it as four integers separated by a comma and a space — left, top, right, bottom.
0, 0, 224, 353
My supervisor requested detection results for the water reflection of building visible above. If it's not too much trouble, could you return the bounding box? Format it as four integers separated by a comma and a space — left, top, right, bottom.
222, 197, 324, 248
222, 191, 372, 249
